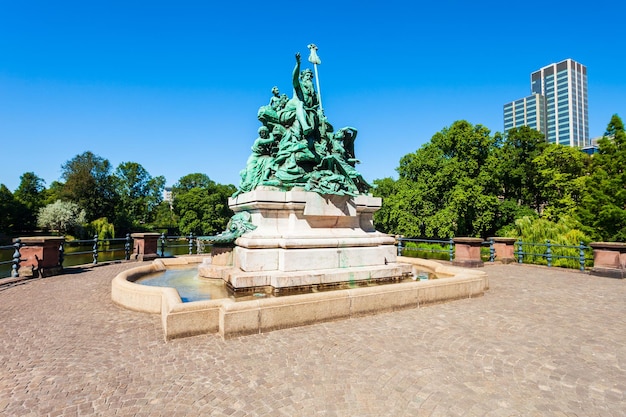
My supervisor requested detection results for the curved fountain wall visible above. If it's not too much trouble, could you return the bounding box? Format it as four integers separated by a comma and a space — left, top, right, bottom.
112, 256, 488, 340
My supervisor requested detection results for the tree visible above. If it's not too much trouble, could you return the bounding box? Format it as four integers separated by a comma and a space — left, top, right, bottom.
0, 185, 20, 235
533, 144, 588, 220
173, 173, 216, 192
87, 217, 115, 240
502, 216, 591, 268
172, 174, 236, 236
576, 114, 626, 241
60, 151, 118, 223
371, 177, 398, 234
13, 172, 46, 232
149, 201, 180, 234
37, 200, 87, 236
494, 126, 547, 210
42, 181, 65, 206
113, 162, 165, 229
382, 121, 500, 238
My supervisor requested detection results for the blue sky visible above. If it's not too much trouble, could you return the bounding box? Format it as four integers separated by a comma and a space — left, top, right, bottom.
1, 0, 625, 192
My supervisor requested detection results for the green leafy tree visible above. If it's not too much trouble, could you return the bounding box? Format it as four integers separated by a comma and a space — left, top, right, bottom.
576, 114, 626, 241
149, 201, 180, 234
503, 216, 591, 268
382, 121, 499, 238
533, 144, 588, 220
0, 184, 20, 235
13, 172, 46, 231
113, 162, 166, 229
371, 177, 398, 234
37, 200, 87, 235
172, 174, 236, 236
42, 181, 65, 206
87, 217, 116, 240
60, 151, 118, 223
495, 126, 547, 210
174, 173, 216, 191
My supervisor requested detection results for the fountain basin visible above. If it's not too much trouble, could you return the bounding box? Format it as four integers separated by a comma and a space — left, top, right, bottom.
112, 256, 488, 340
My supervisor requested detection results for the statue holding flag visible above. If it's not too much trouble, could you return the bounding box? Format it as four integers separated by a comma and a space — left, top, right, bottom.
236, 44, 370, 197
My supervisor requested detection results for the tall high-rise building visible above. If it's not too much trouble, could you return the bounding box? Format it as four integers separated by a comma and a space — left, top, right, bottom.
503, 94, 546, 135
504, 59, 589, 147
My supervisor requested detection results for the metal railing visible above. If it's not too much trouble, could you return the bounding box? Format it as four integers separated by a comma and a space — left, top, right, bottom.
396, 237, 454, 261
0, 240, 23, 278
62, 234, 133, 266
0, 233, 603, 280
1, 233, 213, 279
397, 237, 594, 271
515, 239, 592, 271
483, 239, 496, 262
159, 233, 197, 257
0, 235, 134, 279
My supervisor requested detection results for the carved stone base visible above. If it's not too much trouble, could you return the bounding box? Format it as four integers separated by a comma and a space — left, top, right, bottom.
15, 236, 64, 278
198, 190, 409, 291
452, 237, 484, 268
452, 259, 485, 268
199, 261, 412, 292
131, 233, 160, 261
589, 242, 626, 279
590, 267, 625, 279
490, 237, 517, 264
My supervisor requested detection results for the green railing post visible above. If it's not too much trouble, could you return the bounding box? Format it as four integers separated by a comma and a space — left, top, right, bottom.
160, 233, 166, 257
124, 234, 131, 261
546, 240, 552, 267
517, 239, 523, 264
92, 235, 99, 264
489, 238, 495, 262
11, 239, 22, 278
59, 240, 65, 267
188, 233, 194, 255
579, 241, 586, 271
397, 237, 403, 256
448, 238, 454, 262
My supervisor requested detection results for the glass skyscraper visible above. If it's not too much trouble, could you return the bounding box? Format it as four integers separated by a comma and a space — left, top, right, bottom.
503, 94, 546, 136
504, 59, 589, 147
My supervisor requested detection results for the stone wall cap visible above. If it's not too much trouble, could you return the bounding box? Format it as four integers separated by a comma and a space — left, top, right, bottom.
589, 242, 626, 250
453, 237, 484, 243
230, 189, 380, 210
14, 236, 65, 243
488, 237, 517, 243
131, 233, 162, 238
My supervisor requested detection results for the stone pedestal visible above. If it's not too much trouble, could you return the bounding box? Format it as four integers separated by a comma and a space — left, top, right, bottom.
452, 237, 484, 268
208, 245, 234, 266
131, 233, 161, 261
589, 242, 626, 279
199, 189, 411, 291
490, 237, 517, 264
15, 236, 64, 278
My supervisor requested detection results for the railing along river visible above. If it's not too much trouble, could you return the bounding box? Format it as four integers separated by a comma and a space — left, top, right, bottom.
0, 234, 601, 280
396, 237, 593, 270
0, 234, 207, 279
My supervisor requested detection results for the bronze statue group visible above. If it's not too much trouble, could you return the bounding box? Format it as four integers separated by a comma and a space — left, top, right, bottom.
235, 52, 370, 197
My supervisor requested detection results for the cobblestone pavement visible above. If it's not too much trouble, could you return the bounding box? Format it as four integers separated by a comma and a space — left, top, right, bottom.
1, 262, 625, 416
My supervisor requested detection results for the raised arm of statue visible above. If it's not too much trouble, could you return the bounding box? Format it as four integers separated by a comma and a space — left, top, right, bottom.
293, 52, 303, 99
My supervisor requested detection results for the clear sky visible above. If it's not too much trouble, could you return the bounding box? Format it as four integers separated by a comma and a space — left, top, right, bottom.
1, 0, 624, 192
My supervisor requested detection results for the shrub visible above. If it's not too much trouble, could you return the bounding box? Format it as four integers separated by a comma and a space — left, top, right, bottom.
37, 200, 86, 236
504, 216, 592, 269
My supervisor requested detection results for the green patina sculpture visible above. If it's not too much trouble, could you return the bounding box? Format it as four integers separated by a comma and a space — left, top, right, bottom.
200, 212, 257, 245
235, 46, 370, 197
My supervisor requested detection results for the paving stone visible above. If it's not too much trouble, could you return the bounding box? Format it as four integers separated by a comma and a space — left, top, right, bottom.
0, 262, 625, 416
